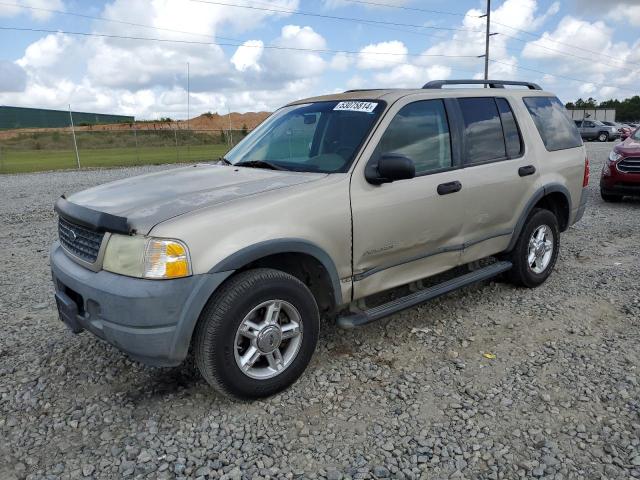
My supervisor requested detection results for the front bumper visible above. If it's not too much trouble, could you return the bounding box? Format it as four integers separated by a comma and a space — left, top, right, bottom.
50, 242, 232, 366
600, 166, 640, 197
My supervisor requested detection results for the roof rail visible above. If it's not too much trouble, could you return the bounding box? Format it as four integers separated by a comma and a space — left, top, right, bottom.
343, 88, 397, 93
423, 79, 542, 90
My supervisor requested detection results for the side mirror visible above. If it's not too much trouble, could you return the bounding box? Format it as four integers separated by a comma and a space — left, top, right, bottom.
366, 153, 416, 185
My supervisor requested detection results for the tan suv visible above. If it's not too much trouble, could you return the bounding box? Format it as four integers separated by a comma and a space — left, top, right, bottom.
51, 79, 589, 399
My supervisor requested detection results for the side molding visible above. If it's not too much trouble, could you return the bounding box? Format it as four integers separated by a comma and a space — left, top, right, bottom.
506, 183, 572, 252
209, 239, 343, 305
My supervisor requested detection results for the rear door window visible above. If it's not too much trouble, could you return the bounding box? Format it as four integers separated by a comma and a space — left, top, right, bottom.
458, 97, 507, 165
496, 98, 523, 158
523, 96, 583, 151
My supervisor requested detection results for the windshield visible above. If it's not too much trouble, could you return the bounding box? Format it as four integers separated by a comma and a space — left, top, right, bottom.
224, 100, 385, 173
632, 128, 640, 141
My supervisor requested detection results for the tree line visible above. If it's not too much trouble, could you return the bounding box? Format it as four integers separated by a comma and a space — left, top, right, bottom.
565, 96, 640, 122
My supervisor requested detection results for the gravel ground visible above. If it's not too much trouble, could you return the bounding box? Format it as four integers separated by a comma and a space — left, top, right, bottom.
1, 143, 639, 480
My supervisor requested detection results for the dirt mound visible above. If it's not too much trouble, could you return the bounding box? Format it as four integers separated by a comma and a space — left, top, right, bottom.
0, 111, 272, 140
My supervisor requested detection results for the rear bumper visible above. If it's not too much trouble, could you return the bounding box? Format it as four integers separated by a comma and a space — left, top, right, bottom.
50, 242, 232, 366
571, 187, 588, 225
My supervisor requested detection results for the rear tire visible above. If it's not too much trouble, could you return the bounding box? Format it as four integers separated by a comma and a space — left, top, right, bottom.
193, 268, 319, 400
600, 190, 623, 203
505, 208, 560, 288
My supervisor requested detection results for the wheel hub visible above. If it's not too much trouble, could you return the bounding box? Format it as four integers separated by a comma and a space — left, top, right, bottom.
528, 224, 554, 274
233, 299, 303, 380
256, 325, 282, 353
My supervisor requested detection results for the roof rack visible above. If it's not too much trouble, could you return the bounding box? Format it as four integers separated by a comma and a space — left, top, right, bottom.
423, 79, 542, 90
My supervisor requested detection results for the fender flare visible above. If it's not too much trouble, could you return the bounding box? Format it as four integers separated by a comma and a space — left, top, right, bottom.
209, 239, 343, 305
506, 184, 572, 252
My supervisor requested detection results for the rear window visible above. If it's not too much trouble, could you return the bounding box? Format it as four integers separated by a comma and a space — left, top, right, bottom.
523, 96, 582, 151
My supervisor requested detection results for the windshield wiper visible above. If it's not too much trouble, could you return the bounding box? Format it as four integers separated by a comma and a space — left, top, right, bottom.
235, 160, 287, 171
218, 156, 232, 165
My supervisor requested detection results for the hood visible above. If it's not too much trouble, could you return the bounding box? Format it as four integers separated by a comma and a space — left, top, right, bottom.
616, 136, 640, 155
67, 164, 325, 234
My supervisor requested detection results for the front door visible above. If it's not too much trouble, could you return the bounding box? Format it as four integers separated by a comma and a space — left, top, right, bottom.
350, 98, 467, 299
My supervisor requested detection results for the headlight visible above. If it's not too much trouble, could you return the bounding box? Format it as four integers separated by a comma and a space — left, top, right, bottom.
609, 151, 622, 162
103, 235, 191, 279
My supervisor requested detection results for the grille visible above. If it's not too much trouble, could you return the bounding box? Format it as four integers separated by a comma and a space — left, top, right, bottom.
58, 216, 104, 263
617, 157, 640, 173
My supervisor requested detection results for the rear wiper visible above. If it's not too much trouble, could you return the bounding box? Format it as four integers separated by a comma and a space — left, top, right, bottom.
235, 160, 287, 171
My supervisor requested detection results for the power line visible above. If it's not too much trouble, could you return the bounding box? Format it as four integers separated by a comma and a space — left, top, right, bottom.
499, 41, 637, 74
0, 26, 483, 60
488, 58, 637, 94
4, 25, 635, 95
187, 0, 483, 33
338, 0, 468, 17
326, 0, 640, 69
489, 19, 638, 66
3, 0, 637, 73
497, 31, 639, 68
0, 1, 237, 41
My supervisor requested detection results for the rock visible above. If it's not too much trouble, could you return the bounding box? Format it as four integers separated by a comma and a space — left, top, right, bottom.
373, 465, 390, 478
326, 469, 342, 480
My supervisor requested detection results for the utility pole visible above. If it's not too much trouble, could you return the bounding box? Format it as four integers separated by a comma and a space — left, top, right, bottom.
68, 104, 81, 168
187, 62, 190, 131
478, 0, 497, 85
227, 106, 233, 146
187, 62, 190, 159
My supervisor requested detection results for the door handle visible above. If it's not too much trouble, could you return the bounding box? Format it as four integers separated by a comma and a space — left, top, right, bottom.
518, 165, 536, 177
437, 181, 462, 195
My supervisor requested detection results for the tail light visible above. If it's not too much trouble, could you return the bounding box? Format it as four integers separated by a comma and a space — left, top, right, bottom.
583, 157, 590, 187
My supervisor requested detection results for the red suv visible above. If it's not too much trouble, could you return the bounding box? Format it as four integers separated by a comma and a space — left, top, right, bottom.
600, 127, 640, 202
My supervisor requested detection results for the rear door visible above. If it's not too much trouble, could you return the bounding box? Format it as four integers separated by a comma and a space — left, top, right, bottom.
453, 96, 539, 264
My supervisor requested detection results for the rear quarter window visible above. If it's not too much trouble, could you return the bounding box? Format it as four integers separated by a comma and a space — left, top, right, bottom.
523, 96, 583, 151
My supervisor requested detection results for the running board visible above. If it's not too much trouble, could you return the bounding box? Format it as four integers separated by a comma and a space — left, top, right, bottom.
337, 261, 512, 329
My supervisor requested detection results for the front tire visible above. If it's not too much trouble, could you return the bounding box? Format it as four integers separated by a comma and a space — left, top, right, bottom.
597, 132, 609, 142
505, 208, 560, 288
193, 268, 319, 399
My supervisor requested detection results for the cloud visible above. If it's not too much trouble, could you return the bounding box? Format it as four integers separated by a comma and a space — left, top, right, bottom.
521, 15, 640, 100
373, 64, 452, 89
357, 41, 407, 70
0, 0, 65, 21
0, 61, 27, 92
608, 4, 640, 26
259, 25, 327, 82
231, 40, 264, 72
330, 52, 351, 71
0, 0, 333, 117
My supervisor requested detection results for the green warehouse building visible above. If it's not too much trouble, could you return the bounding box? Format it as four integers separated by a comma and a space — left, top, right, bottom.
0, 106, 134, 130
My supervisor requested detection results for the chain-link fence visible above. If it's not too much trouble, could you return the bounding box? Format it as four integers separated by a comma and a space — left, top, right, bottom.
0, 127, 250, 174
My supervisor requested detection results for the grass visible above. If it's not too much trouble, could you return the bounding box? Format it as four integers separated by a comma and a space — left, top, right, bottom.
0, 144, 231, 174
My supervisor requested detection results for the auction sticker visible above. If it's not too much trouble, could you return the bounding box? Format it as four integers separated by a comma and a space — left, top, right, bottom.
333, 101, 378, 113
